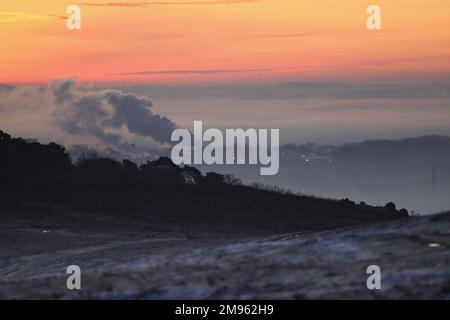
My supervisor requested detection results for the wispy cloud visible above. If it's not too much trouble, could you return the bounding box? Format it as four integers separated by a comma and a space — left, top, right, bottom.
250, 32, 329, 39
248, 29, 398, 39
82, 0, 259, 7
111, 68, 271, 75
0, 12, 66, 22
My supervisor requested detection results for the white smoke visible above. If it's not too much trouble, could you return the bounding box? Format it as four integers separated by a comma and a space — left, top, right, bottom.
0, 79, 177, 158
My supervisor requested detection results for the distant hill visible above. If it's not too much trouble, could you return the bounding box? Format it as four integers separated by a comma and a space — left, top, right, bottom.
196, 135, 450, 214
280, 135, 450, 159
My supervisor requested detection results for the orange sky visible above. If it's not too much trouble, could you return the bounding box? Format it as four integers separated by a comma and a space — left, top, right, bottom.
1, 0, 449, 84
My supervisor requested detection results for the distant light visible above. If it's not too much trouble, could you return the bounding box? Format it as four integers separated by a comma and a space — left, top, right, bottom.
42, 230, 50, 233
428, 243, 441, 248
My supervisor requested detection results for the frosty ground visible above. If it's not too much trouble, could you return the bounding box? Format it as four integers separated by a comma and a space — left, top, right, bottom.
1, 211, 448, 299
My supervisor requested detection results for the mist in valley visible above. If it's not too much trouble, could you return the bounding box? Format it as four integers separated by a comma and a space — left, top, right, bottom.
195, 136, 450, 215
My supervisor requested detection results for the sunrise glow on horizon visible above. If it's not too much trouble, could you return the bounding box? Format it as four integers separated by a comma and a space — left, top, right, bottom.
1, 0, 449, 84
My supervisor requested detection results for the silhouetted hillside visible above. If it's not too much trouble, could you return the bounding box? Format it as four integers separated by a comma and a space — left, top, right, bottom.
0, 129, 232, 186
0, 129, 408, 238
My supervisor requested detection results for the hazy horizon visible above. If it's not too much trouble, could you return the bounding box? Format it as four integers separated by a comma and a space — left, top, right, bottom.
1, 80, 450, 151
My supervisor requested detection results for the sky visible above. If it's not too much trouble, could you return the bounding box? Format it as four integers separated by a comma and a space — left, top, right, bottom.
1, 0, 449, 84
0, 1, 449, 151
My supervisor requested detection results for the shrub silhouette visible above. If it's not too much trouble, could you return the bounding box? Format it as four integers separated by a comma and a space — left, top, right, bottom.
203, 172, 225, 185
0, 129, 242, 186
0, 130, 71, 178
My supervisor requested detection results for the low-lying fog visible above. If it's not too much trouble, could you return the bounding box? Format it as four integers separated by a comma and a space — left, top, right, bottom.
196, 136, 450, 215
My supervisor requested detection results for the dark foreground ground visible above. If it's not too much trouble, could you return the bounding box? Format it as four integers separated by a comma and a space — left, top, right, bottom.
0, 181, 448, 299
